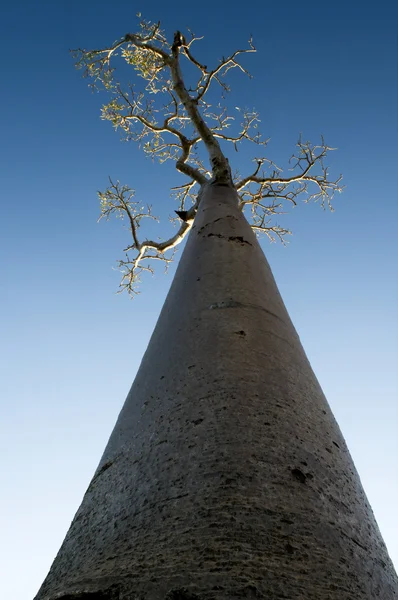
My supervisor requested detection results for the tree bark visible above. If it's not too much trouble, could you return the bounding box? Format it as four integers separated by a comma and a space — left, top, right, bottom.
35, 184, 397, 600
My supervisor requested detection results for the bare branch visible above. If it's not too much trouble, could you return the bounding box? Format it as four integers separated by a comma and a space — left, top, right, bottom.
170, 180, 198, 211
74, 17, 343, 296
168, 31, 232, 183
98, 179, 199, 295
194, 39, 255, 102
236, 137, 343, 211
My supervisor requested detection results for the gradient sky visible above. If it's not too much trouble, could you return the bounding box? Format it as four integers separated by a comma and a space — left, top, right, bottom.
1, 1, 397, 598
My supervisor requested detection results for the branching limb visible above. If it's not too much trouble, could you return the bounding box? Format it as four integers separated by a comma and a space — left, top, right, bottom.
75, 18, 262, 187
74, 16, 343, 296
168, 31, 232, 183
194, 38, 255, 102
170, 180, 198, 211
109, 85, 207, 184
237, 137, 343, 212
240, 193, 292, 243
251, 222, 292, 244
98, 179, 198, 295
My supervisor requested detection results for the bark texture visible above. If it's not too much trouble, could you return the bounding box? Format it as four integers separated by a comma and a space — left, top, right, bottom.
35, 184, 397, 600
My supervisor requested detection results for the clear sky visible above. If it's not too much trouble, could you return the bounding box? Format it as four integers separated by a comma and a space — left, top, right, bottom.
1, 1, 397, 598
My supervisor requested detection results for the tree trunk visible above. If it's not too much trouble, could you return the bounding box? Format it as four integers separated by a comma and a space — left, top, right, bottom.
35, 184, 397, 600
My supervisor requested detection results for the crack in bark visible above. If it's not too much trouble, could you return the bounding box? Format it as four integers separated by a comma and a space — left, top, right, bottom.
197, 215, 240, 235
206, 232, 252, 246
228, 235, 252, 246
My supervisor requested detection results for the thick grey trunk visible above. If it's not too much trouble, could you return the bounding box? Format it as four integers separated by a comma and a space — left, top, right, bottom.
35, 184, 397, 600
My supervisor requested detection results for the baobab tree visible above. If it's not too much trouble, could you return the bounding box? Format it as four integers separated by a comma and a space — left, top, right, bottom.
35, 18, 397, 600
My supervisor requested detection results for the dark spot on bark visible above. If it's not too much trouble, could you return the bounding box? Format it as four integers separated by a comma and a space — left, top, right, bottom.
285, 543, 295, 554
291, 468, 307, 483
57, 587, 120, 600
241, 584, 262, 597
188, 364, 196, 369
192, 418, 204, 426
87, 459, 115, 492
207, 232, 224, 239
234, 330, 246, 336
305, 472, 314, 480
165, 587, 203, 599
160, 375, 165, 379
228, 235, 252, 246
325, 447, 332, 453
281, 518, 294, 524
263, 422, 270, 426
332, 441, 340, 448
197, 277, 201, 281
175, 210, 189, 222
97, 461, 113, 477
300, 461, 308, 466
209, 299, 241, 310
351, 537, 368, 551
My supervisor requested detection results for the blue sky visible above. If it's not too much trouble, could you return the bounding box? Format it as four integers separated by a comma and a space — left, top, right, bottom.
1, 1, 397, 597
